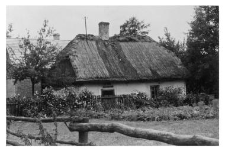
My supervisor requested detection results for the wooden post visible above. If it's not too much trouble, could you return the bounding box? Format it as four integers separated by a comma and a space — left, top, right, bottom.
79, 130, 88, 143
79, 118, 89, 143
69, 117, 89, 144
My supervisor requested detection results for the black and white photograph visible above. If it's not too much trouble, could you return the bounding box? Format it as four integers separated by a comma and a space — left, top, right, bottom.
5, 3, 220, 146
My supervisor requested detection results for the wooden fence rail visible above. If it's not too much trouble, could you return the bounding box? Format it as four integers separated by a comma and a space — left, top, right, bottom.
69, 122, 219, 146
7, 116, 74, 123
7, 116, 219, 146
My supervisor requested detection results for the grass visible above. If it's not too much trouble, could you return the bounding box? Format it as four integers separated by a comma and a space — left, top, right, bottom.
7, 118, 219, 146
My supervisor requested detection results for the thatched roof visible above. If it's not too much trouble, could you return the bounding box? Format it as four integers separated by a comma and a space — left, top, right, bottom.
59, 35, 189, 82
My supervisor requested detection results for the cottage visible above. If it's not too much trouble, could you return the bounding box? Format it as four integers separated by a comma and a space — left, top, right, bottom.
49, 22, 189, 98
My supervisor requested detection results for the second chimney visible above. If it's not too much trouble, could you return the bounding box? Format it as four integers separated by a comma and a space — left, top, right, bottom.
53, 33, 60, 40
99, 22, 109, 40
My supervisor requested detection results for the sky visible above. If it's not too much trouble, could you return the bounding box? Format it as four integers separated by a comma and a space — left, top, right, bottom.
6, 6, 195, 42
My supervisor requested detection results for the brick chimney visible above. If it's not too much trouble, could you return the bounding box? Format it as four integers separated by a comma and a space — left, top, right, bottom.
99, 22, 109, 40
53, 33, 60, 40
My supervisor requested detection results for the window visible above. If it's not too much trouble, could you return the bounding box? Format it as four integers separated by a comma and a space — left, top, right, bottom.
101, 89, 115, 97
101, 87, 116, 109
102, 83, 114, 97
150, 85, 159, 99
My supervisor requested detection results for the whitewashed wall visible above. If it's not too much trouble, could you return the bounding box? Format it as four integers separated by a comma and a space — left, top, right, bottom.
79, 80, 186, 97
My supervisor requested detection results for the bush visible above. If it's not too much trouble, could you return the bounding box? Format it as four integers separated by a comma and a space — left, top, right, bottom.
7, 86, 218, 120
183, 93, 212, 106
7, 88, 99, 117
156, 87, 185, 107
131, 92, 158, 108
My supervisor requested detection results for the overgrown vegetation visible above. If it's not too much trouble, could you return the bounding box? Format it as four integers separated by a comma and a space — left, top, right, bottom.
7, 87, 218, 122
7, 87, 219, 145
72, 104, 218, 122
185, 6, 219, 96
156, 87, 185, 107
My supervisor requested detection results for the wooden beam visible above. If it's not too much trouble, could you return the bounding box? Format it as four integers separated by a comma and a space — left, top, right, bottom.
69, 122, 219, 146
7, 116, 85, 123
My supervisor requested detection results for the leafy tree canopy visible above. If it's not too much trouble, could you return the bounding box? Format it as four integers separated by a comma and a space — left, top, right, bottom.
158, 27, 186, 61
185, 6, 219, 96
7, 20, 61, 96
6, 23, 13, 38
119, 17, 150, 36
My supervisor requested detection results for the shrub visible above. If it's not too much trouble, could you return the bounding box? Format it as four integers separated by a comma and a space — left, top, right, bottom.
7, 86, 219, 120
156, 86, 185, 107
183, 93, 212, 106
78, 89, 95, 109
183, 93, 198, 105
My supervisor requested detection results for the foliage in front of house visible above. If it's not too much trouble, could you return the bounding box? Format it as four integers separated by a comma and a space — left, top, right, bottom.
73, 105, 218, 121
7, 87, 218, 122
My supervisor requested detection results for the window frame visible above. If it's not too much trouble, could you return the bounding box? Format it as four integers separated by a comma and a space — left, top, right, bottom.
150, 85, 160, 99
101, 88, 115, 97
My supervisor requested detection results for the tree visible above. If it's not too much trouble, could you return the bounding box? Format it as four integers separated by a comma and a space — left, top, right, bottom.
6, 23, 14, 77
185, 6, 219, 97
158, 27, 186, 61
119, 17, 150, 36
8, 20, 60, 96
6, 23, 13, 38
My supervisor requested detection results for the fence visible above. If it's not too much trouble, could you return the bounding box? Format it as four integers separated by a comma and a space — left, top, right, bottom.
7, 101, 48, 116
6, 116, 219, 146
7, 103, 22, 116
6, 95, 140, 116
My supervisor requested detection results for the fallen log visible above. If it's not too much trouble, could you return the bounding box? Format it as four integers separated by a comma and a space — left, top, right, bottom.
7, 129, 94, 146
6, 140, 24, 146
69, 122, 219, 146
7, 116, 87, 123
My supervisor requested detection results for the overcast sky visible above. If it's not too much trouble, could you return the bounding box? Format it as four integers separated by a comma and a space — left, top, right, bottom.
7, 6, 195, 42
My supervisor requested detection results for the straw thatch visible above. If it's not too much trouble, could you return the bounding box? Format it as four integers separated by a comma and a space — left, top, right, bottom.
58, 35, 189, 82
